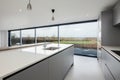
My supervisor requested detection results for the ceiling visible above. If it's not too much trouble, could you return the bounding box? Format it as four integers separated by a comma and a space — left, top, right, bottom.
0, 0, 118, 30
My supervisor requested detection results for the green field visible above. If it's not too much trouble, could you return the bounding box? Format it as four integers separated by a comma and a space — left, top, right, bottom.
61, 41, 96, 44
54, 40, 97, 49
54, 40, 97, 44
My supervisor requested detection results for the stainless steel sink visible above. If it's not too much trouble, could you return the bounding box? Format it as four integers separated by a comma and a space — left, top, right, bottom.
111, 50, 120, 56
44, 47, 59, 50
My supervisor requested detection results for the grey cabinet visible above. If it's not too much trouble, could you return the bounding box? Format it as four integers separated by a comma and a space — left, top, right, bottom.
113, 1, 120, 26
61, 46, 74, 78
49, 51, 64, 80
101, 48, 120, 80
104, 50, 120, 80
5, 59, 49, 80
101, 48, 115, 80
49, 46, 74, 80
100, 9, 120, 46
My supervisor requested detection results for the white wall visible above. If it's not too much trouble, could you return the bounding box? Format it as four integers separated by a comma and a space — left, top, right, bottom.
0, 30, 8, 48
0, 0, 118, 30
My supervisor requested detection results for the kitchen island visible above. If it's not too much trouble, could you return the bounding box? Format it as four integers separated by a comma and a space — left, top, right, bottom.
0, 44, 74, 80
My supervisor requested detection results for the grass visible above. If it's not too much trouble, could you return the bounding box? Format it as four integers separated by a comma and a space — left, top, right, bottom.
54, 40, 97, 45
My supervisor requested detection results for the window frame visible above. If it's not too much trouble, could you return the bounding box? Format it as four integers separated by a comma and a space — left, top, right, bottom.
8, 20, 97, 46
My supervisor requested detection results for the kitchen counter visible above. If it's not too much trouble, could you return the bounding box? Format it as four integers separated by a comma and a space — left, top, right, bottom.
102, 46, 120, 62
0, 44, 73, 80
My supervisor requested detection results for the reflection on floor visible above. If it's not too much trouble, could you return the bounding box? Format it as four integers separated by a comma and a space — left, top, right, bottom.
74, 48, 97, 57
64, 55, 105, 80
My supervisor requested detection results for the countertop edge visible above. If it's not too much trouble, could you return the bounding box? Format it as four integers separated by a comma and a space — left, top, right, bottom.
102, 46, 120, 62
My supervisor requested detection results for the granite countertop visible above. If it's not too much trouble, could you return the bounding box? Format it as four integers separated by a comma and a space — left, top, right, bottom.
102, 46, 120, 62
0, 44, 73, 80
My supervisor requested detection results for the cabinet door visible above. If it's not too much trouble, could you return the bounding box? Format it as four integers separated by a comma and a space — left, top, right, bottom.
49, 46, 74, 80
61, 46, 74, 79
113, 1, 120, 25
102, 63, 114, 80
49, 52, 63, 80
5, 59, 49, 80
68, 46, 74, 67
101, 49, 115, 80
104, 50, 120, 80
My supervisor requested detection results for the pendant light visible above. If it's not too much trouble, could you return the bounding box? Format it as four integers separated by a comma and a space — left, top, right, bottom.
51, 9, 55, 21
27, 0, 32, 10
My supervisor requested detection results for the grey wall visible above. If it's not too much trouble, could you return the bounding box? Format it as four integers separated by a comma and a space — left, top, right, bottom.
101, 9, 120, 46
0, 30, 8, 48
113, 0, 120, 26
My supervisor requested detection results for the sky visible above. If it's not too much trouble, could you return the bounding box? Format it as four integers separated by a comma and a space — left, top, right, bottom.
11, 22, 98, 38
59, 22, 98, 37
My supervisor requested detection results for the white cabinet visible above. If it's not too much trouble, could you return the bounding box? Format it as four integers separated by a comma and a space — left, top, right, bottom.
49, 46, 74, 80
4, 59, 49, 80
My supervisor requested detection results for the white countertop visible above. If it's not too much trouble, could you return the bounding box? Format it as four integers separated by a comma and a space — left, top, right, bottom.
102, 46, 120, 61
0, 44, 73, 80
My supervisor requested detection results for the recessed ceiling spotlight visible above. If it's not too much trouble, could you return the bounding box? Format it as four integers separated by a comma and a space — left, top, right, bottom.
19, 9, 22, 12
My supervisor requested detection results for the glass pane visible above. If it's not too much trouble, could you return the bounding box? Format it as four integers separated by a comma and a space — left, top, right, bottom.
36, 26, 58, 43
59, 22, 98, 57
10, 31, 20, 46
22, 29, 35, 44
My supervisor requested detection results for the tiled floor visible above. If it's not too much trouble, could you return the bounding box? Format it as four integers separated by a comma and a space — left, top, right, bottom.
64, 55, 105, 80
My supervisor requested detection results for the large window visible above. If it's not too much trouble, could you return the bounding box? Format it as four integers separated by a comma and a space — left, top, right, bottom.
10, 31, 20, 46
36, 26, 58, 43
22, 29, 35, 44
59, 22, 98, 47
59, 22, 98, 57
9, 21, 98, 57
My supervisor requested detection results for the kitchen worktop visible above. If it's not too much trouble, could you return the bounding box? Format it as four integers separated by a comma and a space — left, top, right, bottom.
102, 46, 120, 61
0, 44, 73, 80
